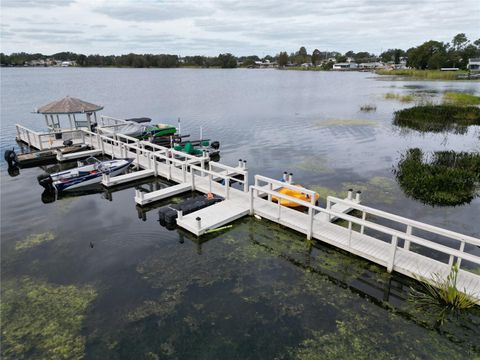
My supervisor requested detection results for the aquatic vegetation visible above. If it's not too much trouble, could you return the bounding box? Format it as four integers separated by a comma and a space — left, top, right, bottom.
15, 231, 55, 250
316, 119, 377, 127
342, 176, 399, 204
376, 69, 469, 80
360, 104, 377, 112
384, 92, 415, 102
393, 105, 480, 134
394, 149, 480, 206
409, 265, 479, 323
1, 277, 96, 360
443, 92, 480, 106
310, 186, 339, 201
296, 156, 334, 174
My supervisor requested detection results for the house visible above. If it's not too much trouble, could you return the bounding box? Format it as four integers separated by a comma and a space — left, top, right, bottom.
358, 62, 385, 69
332, 62, 358, 70
467, 58, 480, 72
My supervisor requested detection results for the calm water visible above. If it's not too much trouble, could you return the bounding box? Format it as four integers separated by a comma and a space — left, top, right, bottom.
1, 68, 479, 359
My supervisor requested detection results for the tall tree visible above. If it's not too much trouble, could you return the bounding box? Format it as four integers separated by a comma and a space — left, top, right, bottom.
311, 49, 321, 65
277, 51, 289, 67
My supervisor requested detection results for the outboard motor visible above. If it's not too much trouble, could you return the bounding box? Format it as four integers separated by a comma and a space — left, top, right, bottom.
210, 141, 220, 150
4, 148, 18, 168
63, 139, 73, 146
37, 173, 55, 192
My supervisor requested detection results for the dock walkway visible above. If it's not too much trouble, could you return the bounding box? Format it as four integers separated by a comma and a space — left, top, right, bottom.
15, 123, 480, 301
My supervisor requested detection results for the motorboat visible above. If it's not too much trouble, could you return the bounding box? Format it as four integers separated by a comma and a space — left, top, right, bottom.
113, 122, 177, 140
37, 157, 133, 192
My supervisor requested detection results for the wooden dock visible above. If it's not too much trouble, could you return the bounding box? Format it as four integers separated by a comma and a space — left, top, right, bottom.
15, 123, 480, 301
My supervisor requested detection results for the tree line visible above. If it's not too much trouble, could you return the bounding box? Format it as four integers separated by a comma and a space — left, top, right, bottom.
1, 33, 479, 70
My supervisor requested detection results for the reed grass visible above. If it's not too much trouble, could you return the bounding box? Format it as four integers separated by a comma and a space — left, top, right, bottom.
393, 105, 480, 134
409, 265, 479, 323
384, 93, 415, 102
376, 69, 469, 80
360, 104, 376, 112
443, 92, 480, 106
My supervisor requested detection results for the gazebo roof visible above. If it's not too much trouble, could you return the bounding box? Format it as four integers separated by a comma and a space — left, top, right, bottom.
36, 96, 103, 114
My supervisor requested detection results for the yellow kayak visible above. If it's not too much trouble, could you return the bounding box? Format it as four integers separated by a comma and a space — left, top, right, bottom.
272, 185, 320, 207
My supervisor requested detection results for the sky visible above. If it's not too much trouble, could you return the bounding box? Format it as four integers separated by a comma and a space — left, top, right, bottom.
1, 0, 479, 56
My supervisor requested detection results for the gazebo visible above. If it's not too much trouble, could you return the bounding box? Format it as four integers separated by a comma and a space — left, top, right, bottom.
36, 96, 104, 131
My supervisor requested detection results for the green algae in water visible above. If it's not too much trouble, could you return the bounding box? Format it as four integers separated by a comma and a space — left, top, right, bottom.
1, 277, 96, 360
342, 176, 400, 205
15, 231, 55, 251
296, 156, 335, 174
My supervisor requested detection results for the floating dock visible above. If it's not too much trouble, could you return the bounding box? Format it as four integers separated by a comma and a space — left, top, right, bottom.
15, 120, 480, 301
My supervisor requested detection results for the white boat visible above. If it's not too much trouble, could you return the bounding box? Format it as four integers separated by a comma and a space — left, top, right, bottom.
38, 157, 133, 192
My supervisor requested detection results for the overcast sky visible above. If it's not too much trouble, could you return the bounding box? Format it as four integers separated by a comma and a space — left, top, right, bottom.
1, 0, 479, 56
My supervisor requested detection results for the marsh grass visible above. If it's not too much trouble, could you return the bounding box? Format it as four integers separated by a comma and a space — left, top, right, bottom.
393, 105, 480, 134
409, 265, 479, 323
360, 104, 376, 112
394, 149, 480, 206
443, 92, 480, 106
376, 69, 469, 80
384, 93, 415, 102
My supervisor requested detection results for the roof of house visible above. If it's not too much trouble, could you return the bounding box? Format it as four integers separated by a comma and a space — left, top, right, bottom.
36, 96, 103, 114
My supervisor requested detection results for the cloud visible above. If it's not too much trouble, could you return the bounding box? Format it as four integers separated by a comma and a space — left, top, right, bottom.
93, 0, 212, 22
2, 0, 75, 8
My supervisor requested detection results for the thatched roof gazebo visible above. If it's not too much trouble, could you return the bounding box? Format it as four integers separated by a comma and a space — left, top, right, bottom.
36, 96, 104, 131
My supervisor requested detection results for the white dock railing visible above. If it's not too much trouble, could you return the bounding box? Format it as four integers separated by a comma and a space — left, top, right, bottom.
249, 182, 480, 278
15, 124, 84, 150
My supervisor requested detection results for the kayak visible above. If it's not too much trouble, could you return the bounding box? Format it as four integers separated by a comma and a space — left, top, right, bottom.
272, 185, 320, 207
37, 157, 133, 192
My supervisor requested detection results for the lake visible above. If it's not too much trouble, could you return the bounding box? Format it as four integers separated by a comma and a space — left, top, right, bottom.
1, 68, 479, 359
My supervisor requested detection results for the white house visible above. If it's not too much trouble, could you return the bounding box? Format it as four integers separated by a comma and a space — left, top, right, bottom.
332, 62, 358, 70
467, 58, 480, 72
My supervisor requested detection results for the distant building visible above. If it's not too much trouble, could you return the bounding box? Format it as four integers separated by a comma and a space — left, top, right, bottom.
467, 58, 480, 72
61, 60, 75, 67
254, 60, 276, 68
358, 62, 385, 69
332, 62, 358, 70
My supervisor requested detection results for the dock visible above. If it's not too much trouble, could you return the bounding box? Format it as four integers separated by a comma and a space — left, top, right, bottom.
15, 120, 480, 301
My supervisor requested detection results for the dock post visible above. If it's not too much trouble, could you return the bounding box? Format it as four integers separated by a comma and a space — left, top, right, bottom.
153, 154, 158, 176
282, 172, 288, 182
307, 207, 314, 240
360, 211, 366, 234
404, 225, 412, 251
347, 189, 353, 200
238, 159, 242, 168
249, 187, 254, 215
15, 125, 20, 141
225, 178, 230, 199
387, 235, 398, 273
102, 173, 110, 186
100, 137, 105, 155
135, 189, 144, 202
456, 240, 466, 268
208, 174, 212, 193
355, 191, 361, 203
268, 182, 273, 202
288, 173, 293, 184
243, 160, 247, 169
191, 167, 196, 191
182, 164, 186, 182
177, 210, 183, 220
196, 217, 202, 231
